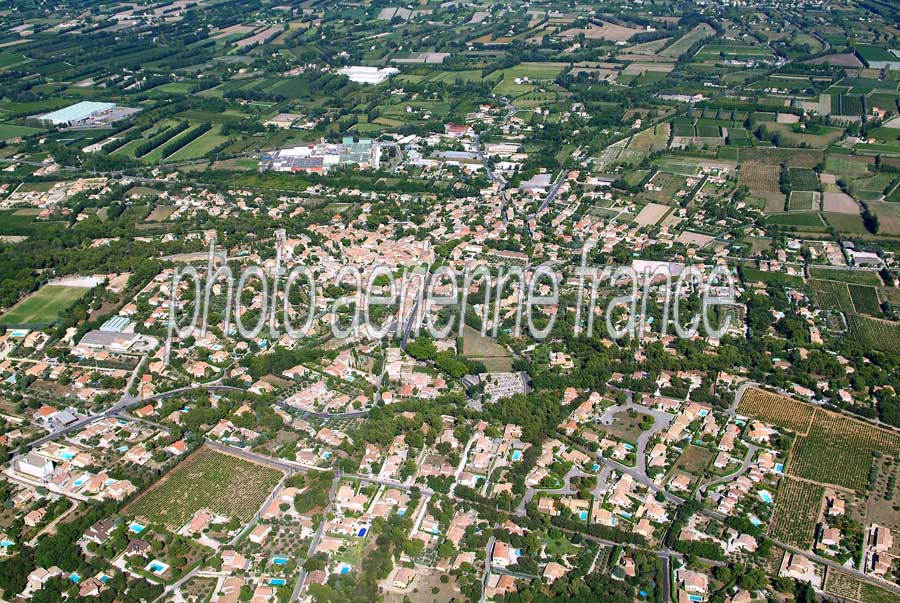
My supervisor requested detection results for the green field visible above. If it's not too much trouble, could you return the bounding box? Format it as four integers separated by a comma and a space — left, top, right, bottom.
847, 314, 900, 353
808, 279, 854, 313
807, 268, 882, 286
127, 447, 283, 529
167, 125, 229, 161
789, 191, 817, 211
848, 285, 882, 316
0, 285, 89, 327
0, 123, 43, 140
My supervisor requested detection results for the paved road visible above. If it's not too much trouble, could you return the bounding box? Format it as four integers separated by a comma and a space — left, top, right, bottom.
291, 470, 342, 601
695, 444, 759, 500
480, 535, 495, 603
400, 265, 432, 351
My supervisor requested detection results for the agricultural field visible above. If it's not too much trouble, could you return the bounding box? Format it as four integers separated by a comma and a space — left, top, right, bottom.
737, 388, 815, 434
126, 447, 283, 529
660, 23, 715, 58
789, 168, 820, 191
848, 285, 883, 317
462, 325, 513, 372
788, 191, 819, 211
0, 123, 42, 141
789, 410, 900, 492
767, 477, 823, 550
740, 163, 784, 212
0, 285, 89, 328
807, 268, 883, 286
847, 314, 900, 353
808, 279, 854, 313
824, 568, 899, 603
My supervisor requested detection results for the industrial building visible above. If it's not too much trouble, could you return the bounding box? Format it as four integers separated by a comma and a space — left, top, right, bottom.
338, 65, 399, 85
261, 137, 381, 174
38, 101, 116, 126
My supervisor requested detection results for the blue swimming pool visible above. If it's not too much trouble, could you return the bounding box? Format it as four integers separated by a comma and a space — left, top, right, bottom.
591, 463, 600, 472
759, 490, 773, 504
579, 510, 588, 521
397, 509, 406, 516
273, 557, 288, 565
620, 511, 633, 519
321, 451, 331, 459
73, 477, 86, 487
749, 515, 762, 527
640, 590, 647, 598
623, 443, 634, 451
338, 564, 351, 575
358, 528, 367, 537
698, 409, 708, 417
149, 563, 165, 573
60, 451, 75, 460
69, 573, 81, 583
99, 575, 109, 584
688, 596, 703, 602
130, 522, 146, 533
0, 539, 14, 548
774, 463, 784, 473
117, 445, 128, 452
270, 578, 286, 586
511, 450, 522, 461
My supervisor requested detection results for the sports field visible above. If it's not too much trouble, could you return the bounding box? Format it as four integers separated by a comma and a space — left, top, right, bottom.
0, 285, 89, 327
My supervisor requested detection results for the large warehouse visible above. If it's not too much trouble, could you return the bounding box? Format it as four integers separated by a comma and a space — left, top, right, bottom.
38, 101, 116, 126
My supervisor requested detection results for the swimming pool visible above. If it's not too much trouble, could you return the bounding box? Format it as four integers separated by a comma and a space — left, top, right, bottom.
338, 563, 352, 575
69, 573, 80, 583
270, 578, 286, 586
321, 451, 331, 459
117, 446, 128, 452
698, 409, 708, 417
397, 509, 406, 516
511, 450, 522, 461
774, 463, 784, 473
8, 329, 29, 338
0, 539, 14, 547
688, 595, 703, 602
758, 490, 773, 504
749, 516, 762, 527
591, 463, 600, 472
73, 476, 87, 487
130, 522, 146, 533
623, 443, 634, 451
358, 528, 368, 537
579, 510, 588, 521
60, 451, 76, 460
273, 556, 288, 565
620, 511, 633, 519
147, 561, 169, 574
98, 575, 109, 584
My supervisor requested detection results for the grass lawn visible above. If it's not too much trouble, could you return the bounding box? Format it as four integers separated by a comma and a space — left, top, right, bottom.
126, 447, 283, 530
0, 285, 89, 327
